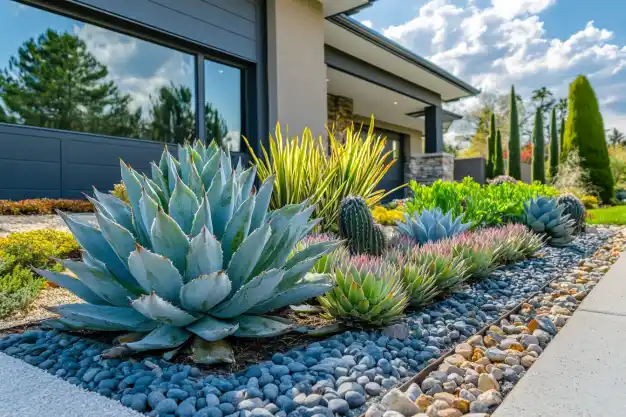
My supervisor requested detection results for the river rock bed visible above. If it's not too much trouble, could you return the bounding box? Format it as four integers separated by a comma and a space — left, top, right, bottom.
364, 228, 626, 417
0, 227, 620, 417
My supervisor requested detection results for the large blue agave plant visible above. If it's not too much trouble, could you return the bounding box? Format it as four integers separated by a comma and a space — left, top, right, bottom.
396, 207, 471, 244
36, 141, 339, 363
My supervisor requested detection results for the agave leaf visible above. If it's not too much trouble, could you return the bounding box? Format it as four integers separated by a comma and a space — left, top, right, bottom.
219, 149, 232, 182
169, 176, 200, 235
249, 176, 275, 232
185, 228, 223, 282
283, 240, 342, 271
93, 188, 133, 231
131, 293, 198, 326
126, 324, 192, 352
95, 211, 136, 267
211, 269, 284, 319
190, 337, 235, 364
60, 259, 137, 306
151, 161, 170, 202
139, 190, 159, 242
49, 304, 158, 332
158, 147, 170, 179
531, 220, 546, 232
187, 316, 239, 341
178, 144, 191, 181
120, 160, 143, 209
238, 166, 257, 200
188, 163, 204, 200
166, 153, 180, 194
33, 268, 109, 306
151, 208, 190, 274
57, 211, 135, 285
200, 151, 221, 190
227, 223, 271, 292
212, 176, 235, 239
190, 194, 213, 236
221, 194, 255, 265
180, 272, 231, 312
233, 315, 294, 337
248, 273, 334, 314
128, 246, 183, 304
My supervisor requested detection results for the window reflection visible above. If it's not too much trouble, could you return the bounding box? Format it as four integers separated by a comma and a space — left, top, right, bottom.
0, 0, 195, 144
204, 60, 241, 152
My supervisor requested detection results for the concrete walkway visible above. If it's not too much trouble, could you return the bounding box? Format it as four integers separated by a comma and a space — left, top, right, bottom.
493, 252, 626, 417
0, 353, 142, 417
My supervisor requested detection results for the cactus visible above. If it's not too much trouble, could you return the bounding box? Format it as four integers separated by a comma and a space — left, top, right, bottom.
556, 193, 586, 234
338, 196, 387, 256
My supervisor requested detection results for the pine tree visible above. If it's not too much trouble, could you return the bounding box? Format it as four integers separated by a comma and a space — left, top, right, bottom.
562, 75, 614, 202
494, 129, 505, 176
508, 85, 521, 180
532, 108, 546, 184
486, 112, 497, 178
549, 107, 559, 180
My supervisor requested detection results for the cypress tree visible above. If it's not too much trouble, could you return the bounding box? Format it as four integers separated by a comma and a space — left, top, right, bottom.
508, 85, 521, 180
562, 75, 614, 202
532, 108, 546, 184
494, 129, 505, 176
549, 107, 559, 180
486, 112, 496, 178
559, 115, 565, 151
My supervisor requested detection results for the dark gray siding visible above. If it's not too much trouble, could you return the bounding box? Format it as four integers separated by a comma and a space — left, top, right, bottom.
71, 0, 258, 61
0, 124, 165, 200
454, 157, 486, 184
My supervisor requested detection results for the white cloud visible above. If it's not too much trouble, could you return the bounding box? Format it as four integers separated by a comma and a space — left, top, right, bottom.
490, 0, 556, 19
360, 20, 373, 28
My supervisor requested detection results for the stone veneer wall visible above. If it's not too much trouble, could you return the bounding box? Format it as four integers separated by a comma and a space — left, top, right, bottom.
405, 153, 454, 189
327, 94, 354, 142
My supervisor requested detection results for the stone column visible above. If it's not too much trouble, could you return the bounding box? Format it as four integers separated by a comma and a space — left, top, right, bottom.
326, 94, 354, 142
405, 152, 454, 188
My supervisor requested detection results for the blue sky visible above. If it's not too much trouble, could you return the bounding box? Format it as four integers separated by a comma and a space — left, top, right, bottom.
0, 0, 241, 138
355, 0, 626, 136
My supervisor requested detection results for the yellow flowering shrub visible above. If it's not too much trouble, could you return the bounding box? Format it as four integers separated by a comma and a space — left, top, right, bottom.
371, 206, 404, 225
581, 195, 599, 209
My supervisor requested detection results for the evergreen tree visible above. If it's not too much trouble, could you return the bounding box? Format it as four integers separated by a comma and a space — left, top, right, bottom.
562, 75, 614, 202
549, 107, 559, 180
532, 108, 546, 184
0, 29, 140, 137
147, 84, 195, 144
486, 112, 497, 178
494, 129, 505, 176
559, 116, 566, 154
508, 85, 521, 179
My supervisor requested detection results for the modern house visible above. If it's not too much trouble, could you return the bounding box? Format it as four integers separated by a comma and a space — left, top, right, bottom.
0, 0, 478, 200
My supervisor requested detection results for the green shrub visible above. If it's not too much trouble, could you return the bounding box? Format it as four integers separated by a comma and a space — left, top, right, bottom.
532, 108, 546, 184
0, 199, 93, 215
0, 266, 45, 319
562, 75, 614, 202
508, 85, 522, 180
549, 108, 559, 180
405, 177, 559, 228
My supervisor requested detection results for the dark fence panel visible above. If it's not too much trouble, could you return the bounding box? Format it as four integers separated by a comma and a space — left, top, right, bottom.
454, 157, 485, 184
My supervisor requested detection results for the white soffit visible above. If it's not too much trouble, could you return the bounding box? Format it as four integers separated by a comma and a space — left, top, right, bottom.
324, 19, 473, 102
327, 67, 428, 131
320, 0, 370, 17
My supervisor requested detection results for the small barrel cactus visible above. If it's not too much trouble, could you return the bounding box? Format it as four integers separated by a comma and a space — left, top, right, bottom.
338, 196, 387, 255
556, 193, 585, 234
524, 196, 575, 247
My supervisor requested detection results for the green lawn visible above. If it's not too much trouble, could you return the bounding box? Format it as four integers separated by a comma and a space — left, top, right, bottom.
588, 205, 626, 225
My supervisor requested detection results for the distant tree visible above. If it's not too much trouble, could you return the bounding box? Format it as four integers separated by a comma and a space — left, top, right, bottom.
607, 128, 625, 147
555, 98, 568, 121
147, 84, 195, 144
532, 108, 546, 184
486, 112, 497, 178
562, 75, 614, 202
205, 102, 229, 147
0, 29, 139, 137
549, 108, 559, 180
508, 85, 521, 179
494, 129, 505, 176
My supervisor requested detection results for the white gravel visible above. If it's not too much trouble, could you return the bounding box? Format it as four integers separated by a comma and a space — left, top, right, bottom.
0, 352, 143, 417
0, 213, 96, 237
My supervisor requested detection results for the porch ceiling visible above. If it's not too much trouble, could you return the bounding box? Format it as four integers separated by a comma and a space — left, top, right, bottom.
319, 0, 373, 17
326, 67, 455, 132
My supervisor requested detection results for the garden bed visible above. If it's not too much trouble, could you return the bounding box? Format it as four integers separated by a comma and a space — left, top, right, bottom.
0, 227, 619, 417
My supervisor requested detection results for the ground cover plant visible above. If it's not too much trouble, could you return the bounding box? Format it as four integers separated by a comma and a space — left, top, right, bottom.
406, 177, 559, 229
0, 229, 79, 318
35, 141, 339, 363
0, 199, 93, 215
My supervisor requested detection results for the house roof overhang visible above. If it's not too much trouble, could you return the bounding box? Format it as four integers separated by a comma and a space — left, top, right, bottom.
320, 0, 378, 18
325, 14, 480, 102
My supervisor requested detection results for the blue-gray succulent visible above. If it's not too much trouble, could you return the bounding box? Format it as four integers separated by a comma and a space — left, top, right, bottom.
396, 207, 471, 244
36, 141, 338, 363
524, 196, 575, 247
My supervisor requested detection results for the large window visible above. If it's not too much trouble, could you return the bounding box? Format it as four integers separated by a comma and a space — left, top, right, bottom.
0, 1, 245, 146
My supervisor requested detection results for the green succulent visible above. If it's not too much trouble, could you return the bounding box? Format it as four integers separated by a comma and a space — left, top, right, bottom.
524, 196, 575, 247
408, 243, 469, 291
318, 255, 408, 327
556, 193, 586, 234
36, 141, 339, 362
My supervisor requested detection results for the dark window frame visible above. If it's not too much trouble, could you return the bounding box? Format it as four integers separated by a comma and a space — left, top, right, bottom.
3, 0, 251, 150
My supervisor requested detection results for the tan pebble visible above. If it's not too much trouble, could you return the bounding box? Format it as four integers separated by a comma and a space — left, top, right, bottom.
444, 354, 465, 367
483, 336, 497, 347
455, 343, 473, 360
416, 394, 434, 411
433, 393, 456, 405
451, 398, 470, 413
474, 364, 486, 374
471, 349, 484, 362
476, 357, 491, 366
521, 355, 537, 368
488, 325, 505, 336
436, 409, 462, 417
477, 373, 500, 392
467, 335, 484, 347
426, 400, 449, 416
